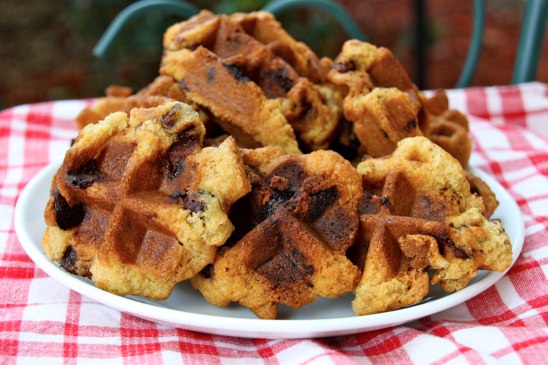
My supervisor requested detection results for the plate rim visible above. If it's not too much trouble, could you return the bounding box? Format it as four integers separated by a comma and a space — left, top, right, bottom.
14, 162, 525, 339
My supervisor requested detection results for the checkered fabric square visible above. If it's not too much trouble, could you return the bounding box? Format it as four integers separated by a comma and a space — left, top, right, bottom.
1, 83, 547, 364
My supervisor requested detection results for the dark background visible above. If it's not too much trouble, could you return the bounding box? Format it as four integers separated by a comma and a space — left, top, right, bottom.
0, 0, 546, 107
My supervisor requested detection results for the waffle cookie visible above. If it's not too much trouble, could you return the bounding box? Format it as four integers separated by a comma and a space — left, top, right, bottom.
327, 40, 423, 157
328, 40, 472, 166
42, 101, 250, 299
328, 40, 419, 98
161, 10, 341, 152
351, 136, 512, 315
76, 75, 202, 130
161, 46, 301, 153
41, 10, 515, 319
418, 90, 472, 167
228, 11, 327, 83
191, 148, 362, 319
466, 171, 499, 218
76, 85, 133, 129
343, 87, 423, 157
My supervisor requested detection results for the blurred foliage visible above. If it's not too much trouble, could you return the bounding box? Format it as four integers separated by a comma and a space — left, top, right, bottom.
211, 0, 270, 13
0, 0, 349, 106
65, 0, 188, 92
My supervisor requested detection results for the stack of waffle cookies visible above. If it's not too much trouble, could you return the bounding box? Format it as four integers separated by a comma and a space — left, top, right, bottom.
43, 11, 512, 319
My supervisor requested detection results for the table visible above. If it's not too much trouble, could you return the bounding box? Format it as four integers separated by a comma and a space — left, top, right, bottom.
1, 83, 547, 364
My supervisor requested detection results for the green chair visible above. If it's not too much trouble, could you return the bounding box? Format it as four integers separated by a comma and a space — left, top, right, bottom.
92, 0, 201, 58
512, 0, 547, 84
92, 0, 547, 88
92, 0, 367, 57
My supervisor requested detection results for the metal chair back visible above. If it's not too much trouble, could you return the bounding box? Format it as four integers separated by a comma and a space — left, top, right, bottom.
81, 0, 548, 88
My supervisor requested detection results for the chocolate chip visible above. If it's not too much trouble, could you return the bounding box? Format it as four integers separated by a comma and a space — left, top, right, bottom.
172, 191, 206, 213
269, 162, 307, 193
178, 79, 190, 92
61, 245, 78, 274
222, 63, 250, 82
264, 68, 294, 93
406, 119, 417, 131
53, 189, 85, 230
169, 160, 185, 179
259, 162, 307, 219
184, 196, 206, 213
67, 160, 99, 189
206, 67, 217, 84
165, 127, 199, 179
380, 197, 391, 208
306, 186, 339, 221
445, 239, 469, 259
162, 103, 183, 129
333, 60, 356, 73
300, 100, 314, 120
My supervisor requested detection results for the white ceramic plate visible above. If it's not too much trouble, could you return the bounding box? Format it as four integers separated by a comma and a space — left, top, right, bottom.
15, 162, 524, 339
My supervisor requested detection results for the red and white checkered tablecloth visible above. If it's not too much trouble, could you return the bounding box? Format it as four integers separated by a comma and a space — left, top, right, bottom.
1, 82, 547, 364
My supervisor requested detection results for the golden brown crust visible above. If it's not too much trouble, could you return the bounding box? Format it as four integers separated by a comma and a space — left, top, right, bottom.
42, 101, 250, 300
161, 47, 301, 154
351, 137, 512, 315
191, 149, 362, 318
327, 41, 423, 158
163, 10, 219, 51
161, 11, 342, 152
327, 40, 471, 166
345, 88, 423, 157
44, 11, 513, 319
